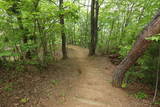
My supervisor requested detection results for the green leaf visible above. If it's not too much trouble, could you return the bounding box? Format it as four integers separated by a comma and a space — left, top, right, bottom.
20, 98, 29, 104
146, 34, 160, 42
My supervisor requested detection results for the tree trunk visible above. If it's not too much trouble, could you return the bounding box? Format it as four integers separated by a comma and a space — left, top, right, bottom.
94, 0, 99, 51
89, 0, 99, 56
11, 1, 31, 59
112, 11, 160, 88
89, 0, 95, 56
17, 17, 31, 59
106, 19, 115, 54
59, 0, 68, 59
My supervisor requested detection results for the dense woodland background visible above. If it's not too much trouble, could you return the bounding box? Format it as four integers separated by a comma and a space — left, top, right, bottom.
0, 0, 160, 106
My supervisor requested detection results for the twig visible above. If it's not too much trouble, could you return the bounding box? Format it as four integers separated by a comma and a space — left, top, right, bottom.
153, 43, 160, 103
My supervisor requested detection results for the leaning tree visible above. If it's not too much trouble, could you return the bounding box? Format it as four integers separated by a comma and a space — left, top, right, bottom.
112, 11, 160, 87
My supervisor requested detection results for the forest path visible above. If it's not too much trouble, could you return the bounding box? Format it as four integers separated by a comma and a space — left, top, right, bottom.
41, 46, 148, 107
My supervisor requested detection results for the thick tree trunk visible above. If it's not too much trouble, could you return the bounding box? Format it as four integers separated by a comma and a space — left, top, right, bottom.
112, 11, 160, 88
59, 0, 68, 59
89, 0, 99, 56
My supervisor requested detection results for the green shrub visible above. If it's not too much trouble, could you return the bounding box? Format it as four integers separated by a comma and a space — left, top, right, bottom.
134, 91, 148, 99
125, 70, 145, 84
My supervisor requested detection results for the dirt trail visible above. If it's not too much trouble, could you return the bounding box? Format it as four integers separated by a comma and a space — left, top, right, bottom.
41, 46, 149, 107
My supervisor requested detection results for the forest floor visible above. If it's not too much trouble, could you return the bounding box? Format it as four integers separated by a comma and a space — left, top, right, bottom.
0, 46, 156, 107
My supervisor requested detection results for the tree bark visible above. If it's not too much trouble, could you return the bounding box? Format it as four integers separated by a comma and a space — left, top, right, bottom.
112, 11, 160, 88
89, 0, 95, 56
89, 0, 99, 56
94, 0, 99, 51
59, 0, 68, 59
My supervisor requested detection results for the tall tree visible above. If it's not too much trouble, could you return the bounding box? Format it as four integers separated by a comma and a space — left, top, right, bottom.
89, 0, 99, 56
112, 11, 160, 88
9, 0, 30, 59
59, 0, 68, 59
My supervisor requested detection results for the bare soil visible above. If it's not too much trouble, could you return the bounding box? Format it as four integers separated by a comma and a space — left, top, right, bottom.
39, 46, 151, 107
0, 46, 154, 107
